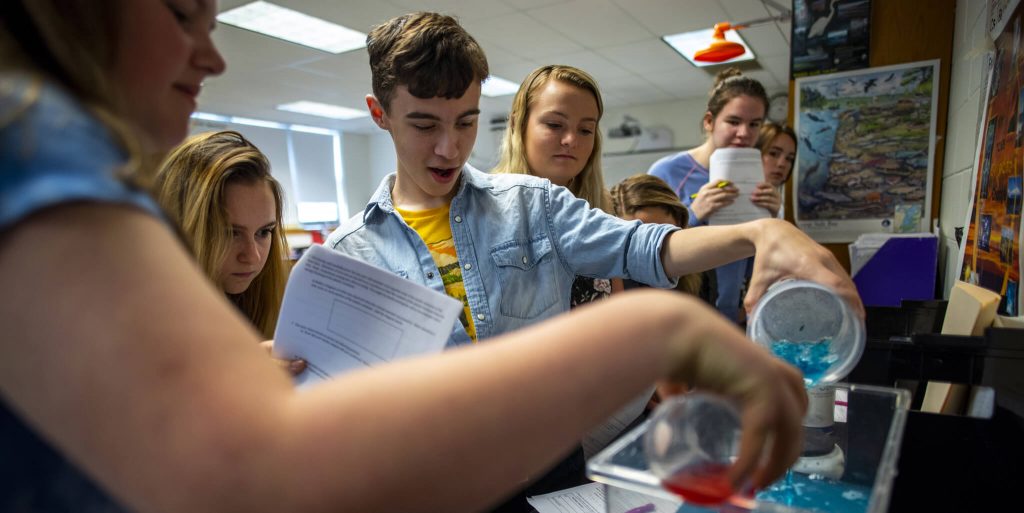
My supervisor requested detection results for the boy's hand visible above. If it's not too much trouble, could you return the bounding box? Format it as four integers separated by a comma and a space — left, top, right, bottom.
743, 219, 864, 318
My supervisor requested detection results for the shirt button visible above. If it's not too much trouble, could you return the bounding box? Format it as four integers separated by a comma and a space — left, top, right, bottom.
522, 256, 528, 265
454, 215, 463, 223
464, 263, 472, 270
477, 313, 485, 321
426, 271, 434, 279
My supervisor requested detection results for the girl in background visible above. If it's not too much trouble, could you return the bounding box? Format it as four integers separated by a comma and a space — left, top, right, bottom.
647, 68, 779, 322
756, 121, 798, 219
610, 174, 711, 302
154, 130, 289, 339
493, 64, 620, 306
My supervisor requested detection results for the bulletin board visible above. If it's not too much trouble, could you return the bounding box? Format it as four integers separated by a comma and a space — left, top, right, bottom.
957, 0, 1024, 317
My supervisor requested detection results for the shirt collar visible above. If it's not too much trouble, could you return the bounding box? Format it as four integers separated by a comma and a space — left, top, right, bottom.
363, 164, 492, 222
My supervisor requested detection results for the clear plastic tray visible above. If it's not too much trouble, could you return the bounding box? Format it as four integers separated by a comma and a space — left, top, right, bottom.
587, 384, 911, 513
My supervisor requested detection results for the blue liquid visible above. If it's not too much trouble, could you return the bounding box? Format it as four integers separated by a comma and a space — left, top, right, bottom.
674, 471, 870, 513
770, 338, 838, 387
755, 471, 870, 513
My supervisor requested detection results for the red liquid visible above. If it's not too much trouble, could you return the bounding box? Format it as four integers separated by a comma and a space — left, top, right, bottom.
662, 462, 735, 505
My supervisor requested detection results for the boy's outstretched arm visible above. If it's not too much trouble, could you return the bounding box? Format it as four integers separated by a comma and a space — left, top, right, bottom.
659, 218, 863, 317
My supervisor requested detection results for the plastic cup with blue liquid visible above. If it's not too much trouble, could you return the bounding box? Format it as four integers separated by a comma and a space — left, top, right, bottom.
746, 279, 865, 389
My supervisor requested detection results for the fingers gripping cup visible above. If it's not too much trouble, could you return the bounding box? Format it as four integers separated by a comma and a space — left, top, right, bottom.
746, 280, 865, 388
643, 394, 745, 506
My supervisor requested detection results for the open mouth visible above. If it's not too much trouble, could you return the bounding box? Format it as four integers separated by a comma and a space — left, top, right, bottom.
174, 84, 200, 98
428, 167, 459, 182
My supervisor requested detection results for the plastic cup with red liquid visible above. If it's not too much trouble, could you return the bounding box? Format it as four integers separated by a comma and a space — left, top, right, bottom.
643, 393, 752, 507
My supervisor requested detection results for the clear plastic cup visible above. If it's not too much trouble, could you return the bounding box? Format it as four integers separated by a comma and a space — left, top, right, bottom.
643, 393, 746, 506
746, 280, 865, 388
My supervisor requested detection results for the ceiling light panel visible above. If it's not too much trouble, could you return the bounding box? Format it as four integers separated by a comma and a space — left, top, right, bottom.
662, 29, 756, 68
218, 1, 366, 54
277, 101, 368, 120
481, 76, 521, 97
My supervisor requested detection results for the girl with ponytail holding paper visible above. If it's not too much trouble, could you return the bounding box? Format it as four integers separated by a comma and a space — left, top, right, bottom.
647, 68, 780, 322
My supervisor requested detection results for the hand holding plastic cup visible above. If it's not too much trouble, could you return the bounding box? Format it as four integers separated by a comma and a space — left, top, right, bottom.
643, 394, 749, 506
746, 280, 865, 388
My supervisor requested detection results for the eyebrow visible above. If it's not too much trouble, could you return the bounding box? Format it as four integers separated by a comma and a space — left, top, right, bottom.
232, 222, 277, 230
725, 115, 763, 122
406, 109, 481, 121
541, 111, 598, 123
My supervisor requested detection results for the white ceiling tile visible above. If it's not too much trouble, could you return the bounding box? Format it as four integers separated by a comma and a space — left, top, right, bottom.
212, 25, 328, 74
543, 50, 633, 81
611, 0, 730, 35
719, 0, 775, 22
387, 0, 517, 20
483, 46, 544, 83
643, 68, 716, 99
596, 40, 690, 74
502, 0, 572, 8
738, 23, 791, 58
463, 13, 584, 59
758, 53, 792, 86
248, 0, 407, 35
293, 51, 372, 83
741, 67, 783, 92
524, 0, 652, 48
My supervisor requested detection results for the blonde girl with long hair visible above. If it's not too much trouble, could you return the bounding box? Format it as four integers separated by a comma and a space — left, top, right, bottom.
493, 64, 619, 307
154, 130, 288, 339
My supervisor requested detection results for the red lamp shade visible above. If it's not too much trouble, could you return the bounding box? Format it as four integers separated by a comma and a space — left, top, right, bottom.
693, 22, 747, 63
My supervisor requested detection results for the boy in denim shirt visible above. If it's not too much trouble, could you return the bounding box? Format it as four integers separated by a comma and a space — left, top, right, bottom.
327, 12, 859, 346
325, 11, 859, 510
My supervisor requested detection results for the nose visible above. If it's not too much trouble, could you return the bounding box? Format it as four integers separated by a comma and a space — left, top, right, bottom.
560, 131, 577, 148
195, 33, 227, 77
435, 129, 459, 160
238, 236, 261, 264
736, 124, 753, 141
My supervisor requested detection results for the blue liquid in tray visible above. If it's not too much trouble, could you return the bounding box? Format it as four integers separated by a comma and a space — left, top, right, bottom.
770, 338, 838, 387
755, 471, 871, 513
674, 472, 871, 513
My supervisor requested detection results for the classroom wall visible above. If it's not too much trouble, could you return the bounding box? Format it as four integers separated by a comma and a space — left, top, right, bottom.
939, 1, 994, 299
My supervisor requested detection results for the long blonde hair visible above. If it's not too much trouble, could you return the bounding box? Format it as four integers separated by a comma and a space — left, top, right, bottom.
493, 65, 611, 212
154, 131, 289, 338
610, 175, 702, 296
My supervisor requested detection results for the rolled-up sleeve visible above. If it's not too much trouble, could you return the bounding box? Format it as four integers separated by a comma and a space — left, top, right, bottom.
546, 185, 679, 288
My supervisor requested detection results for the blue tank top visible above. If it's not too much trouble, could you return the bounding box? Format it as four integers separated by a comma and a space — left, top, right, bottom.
1, 74, 162, 513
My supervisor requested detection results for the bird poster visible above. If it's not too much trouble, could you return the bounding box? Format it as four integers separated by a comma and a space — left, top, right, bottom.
792, 59, 939, 243
958, 0, 1023, 318
791, 0, 871, 78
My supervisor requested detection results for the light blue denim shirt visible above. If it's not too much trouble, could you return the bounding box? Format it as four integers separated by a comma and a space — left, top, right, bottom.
325, 165, 679, 347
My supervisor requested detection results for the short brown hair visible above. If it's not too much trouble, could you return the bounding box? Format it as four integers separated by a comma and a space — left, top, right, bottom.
366, 12, 489, 112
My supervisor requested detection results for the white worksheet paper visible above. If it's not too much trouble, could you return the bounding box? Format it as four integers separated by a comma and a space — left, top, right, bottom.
527, 482, 679, 513
527, 483, 606, 513
707, 147, 771, 225
274, 244, 462, 388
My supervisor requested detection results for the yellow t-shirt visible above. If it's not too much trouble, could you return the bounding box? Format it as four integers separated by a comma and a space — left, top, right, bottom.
396, 204, 478, 341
